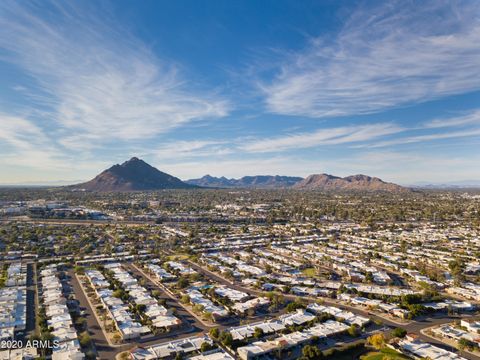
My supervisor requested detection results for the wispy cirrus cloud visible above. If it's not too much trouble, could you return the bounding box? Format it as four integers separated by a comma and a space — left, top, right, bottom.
0, 113, 108, 174
153, 140, 233, 160
0, 1, 229, 149
362, 109, 480, 147
242, 123, 403, 153
337, 151, 480, 184
241, 108, 480, 153
262, 0, 480, 118
423, 109, 480, 128
0, 114, 46, 150
365, 128, 480, 148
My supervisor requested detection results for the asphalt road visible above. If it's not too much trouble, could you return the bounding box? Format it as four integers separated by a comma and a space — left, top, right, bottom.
3, 217, 153, 226
22, 262, 36, 341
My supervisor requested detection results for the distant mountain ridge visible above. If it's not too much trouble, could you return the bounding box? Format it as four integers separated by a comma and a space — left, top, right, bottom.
411, 180, 480, 189
186, 175, 304, 188
70, 157, 408, 192
293, 173, 408, 192
72, 157, 195, 191
187, 173, 407, 192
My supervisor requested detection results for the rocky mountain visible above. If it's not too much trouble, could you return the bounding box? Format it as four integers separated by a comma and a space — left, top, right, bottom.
186, 175, 304, 188
293, 174, 408, 192
72, 157, 195, 191
72, 159, 407, 192
185, 175, 233, 188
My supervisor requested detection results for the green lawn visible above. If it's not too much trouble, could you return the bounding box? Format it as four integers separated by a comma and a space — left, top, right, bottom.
302, 267, 317, 277
323, 342, 367, 360
166, 254, 190, 261
361, 347, 411, 360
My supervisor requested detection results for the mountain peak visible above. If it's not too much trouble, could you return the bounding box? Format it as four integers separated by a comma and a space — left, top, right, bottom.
73, 158, 195, 191
119, 156, 149, 167
125, 156, 141, 163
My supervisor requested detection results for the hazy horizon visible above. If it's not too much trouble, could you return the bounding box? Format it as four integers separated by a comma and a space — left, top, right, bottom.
1, 156, 480, 188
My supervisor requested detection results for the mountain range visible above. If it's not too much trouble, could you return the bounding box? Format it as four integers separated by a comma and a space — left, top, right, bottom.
410, 180, 480, 189
186, 175, 303, 188
71, 157, 409, 192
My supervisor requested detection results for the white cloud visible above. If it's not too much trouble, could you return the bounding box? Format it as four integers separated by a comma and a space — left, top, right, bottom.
263, 1, 480, 118
242, 123, 403, 153
365, 128, 480, 148
338, 151, 480, 184
0, 113, 108, 180
423, 109, 480, 128
0, 114, 46, 150
0, 1, 229, 149
0, 110, 117, 184
153, 140, 233, 160
239, 108, 480, 153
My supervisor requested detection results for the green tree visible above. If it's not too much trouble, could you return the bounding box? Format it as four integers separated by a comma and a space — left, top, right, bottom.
347, 324, 360, 337
136, 304, 146, 313
74, 266, 85, 275
391, 327, 407, 338
220, 331, 233, 347
177, 277, 190, 289
301, 345, 324, 359
112, 289, 124, 298
254, 327, 264, 339
79, 331, 91, 347
286, 301, 305, 312
200, 341, 213, 352
209, 327, 220, 339
458, 338, 476, 351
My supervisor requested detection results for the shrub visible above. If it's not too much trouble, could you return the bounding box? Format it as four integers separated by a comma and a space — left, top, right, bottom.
391, 327, 407, 338
301, 344, 324, 359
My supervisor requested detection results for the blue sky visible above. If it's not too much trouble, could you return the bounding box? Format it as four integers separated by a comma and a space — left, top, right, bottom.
0, 0, 480, 185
